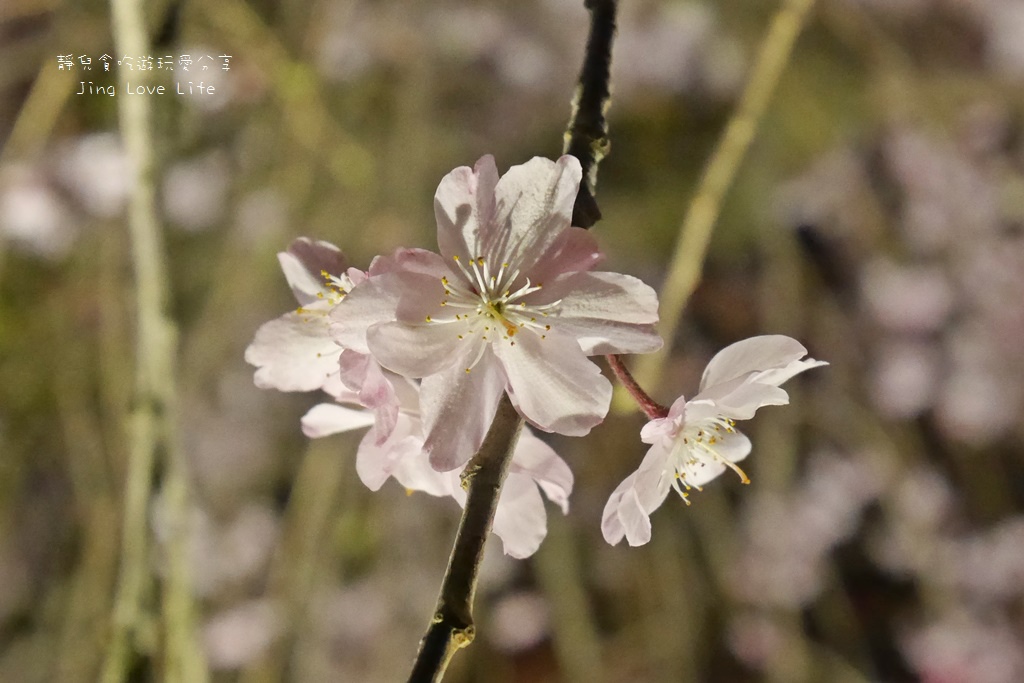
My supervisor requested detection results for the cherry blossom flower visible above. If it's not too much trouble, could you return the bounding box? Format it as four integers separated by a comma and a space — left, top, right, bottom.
245, 238, 401, 438
301, 381, 572, 559
331, 155, 662, 471
245, 237, 361, 396
602, 335, 827, 547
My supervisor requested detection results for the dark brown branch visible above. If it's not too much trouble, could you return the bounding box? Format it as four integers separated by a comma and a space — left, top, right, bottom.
407, 396, 524, 682
564, 0, 617, 229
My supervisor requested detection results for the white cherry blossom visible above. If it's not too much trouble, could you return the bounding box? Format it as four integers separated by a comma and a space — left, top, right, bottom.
331, 155, 662, 471
602, 335, 827, 547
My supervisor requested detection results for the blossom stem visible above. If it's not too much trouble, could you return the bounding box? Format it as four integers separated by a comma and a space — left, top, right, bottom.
605, 354, 668, 419
564, 0, 617, 229
408, 396, 524, 682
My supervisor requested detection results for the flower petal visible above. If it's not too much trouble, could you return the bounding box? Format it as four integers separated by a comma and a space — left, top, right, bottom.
301, 403, 375, 438
532, 271, 662, 354
338, 349, 399, 442
279, 238, 347, 306
434, 155, 500, 262
601, 443, 673, 546
420, 351, 506, 471
488, 156, 581, 273
490, 472, 548, 559
391, 449, 455, 498
690, 380, 790, 420
245, 312, 342, 392
368, 319, 480, 379
370, 247, 450, 278
699, 335, 813, 391
750, 357, 829, 387
511, 430, 574, 514
640, 414, 677, 444
540, 271, 660, 324
495, 331, 612, 437
526, 227, 603, 284
352, 412, 441, 494
329, 274, 403, 353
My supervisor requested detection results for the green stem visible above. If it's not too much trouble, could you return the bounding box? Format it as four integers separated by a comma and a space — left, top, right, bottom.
632, 0, 818, 389
102, 0, 206, 679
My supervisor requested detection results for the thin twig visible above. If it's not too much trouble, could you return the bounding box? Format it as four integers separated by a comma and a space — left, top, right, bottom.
632, 0, 818, 389
407, 396, 524, 682
563, 0, 617, 229
408, 3, 620, 679
605, 354, 668, 419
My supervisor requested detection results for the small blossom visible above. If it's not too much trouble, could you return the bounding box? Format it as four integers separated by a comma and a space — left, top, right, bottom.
301, 381, 572, 559
332, 155, 662, 471
245, 238, 360, 396
602, 335, 827, 547
245, 238, 402, 438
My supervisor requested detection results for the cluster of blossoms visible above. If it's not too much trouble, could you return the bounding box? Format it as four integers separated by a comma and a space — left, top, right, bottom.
246, 154, 824, 556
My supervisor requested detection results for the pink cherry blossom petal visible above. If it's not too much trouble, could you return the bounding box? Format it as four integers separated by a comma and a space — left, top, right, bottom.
329, 274, 403, 353
700, 335, 813, 391
420, 351, 507, 471
540, 271, 660, 324
278, 237, 347, 305
640, 416, 676, 444
691, 380, 790, 420
750, 357, 830, 387
368, 319, 479, 379
338, 349, 399, 442
300, 403, 375, 438
495, 331, 612, 437
435, 155, 500, 262
510, 430, 574, 514
490, 472, 548, 559
527, 227, 603, 284
488, 156, 581, 273
602, 443, 673, 548
245, 311, 342, 392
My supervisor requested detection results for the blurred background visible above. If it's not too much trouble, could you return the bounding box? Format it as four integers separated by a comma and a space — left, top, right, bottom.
2, 0, 1024, 681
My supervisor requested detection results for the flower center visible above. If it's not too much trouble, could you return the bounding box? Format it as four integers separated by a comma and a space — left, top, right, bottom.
666, 416, 749, 504
295, 270, 352, 318
428, 255, 561, 349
